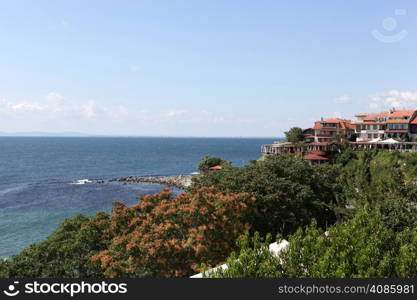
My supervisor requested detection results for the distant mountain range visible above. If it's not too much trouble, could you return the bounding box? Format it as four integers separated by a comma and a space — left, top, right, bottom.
0, 132, 282, 138
0, 131, 95, 137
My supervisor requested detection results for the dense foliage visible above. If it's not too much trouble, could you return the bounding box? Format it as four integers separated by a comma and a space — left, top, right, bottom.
338, 150, 417, 208
211, 202, 417, 278
0, 215, 108, 277
192, 154, 344, 237
1, 149, 417, 278
197, 156, 231, 171
90, 187, 255, 277
1, 187, 255, 278
284, 127, 304, 144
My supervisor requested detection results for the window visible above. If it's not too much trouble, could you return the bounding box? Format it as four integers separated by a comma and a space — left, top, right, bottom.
388, 123, 408, 130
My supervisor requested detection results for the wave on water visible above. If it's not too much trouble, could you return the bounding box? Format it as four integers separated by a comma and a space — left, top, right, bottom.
70, 179, 93, 185
0, 184, 29, 196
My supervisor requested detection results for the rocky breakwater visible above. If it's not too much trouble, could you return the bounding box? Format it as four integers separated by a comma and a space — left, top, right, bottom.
109, 174, 197, 189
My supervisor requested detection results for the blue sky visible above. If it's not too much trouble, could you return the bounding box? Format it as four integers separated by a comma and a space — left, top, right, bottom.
0, 0, 416, 137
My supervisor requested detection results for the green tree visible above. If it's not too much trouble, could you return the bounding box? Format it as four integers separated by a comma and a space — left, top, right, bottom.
192, 154, 344, 237
5, 150, 417, 279
284, 127, 304, 144
0, 260, 9, 278
91, 187, 256, 278
334, 147, 357, 166
340, 150, 413, 208
332, 132, 350, 152
212, 204, 417, 278
204, 232, 282, 278
1, 214, 109, 278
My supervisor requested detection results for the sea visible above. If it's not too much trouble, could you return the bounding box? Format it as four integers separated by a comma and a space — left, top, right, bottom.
0, 137, 274, 258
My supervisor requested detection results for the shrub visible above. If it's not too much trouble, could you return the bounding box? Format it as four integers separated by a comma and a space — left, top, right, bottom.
91, 187, 256, 277
1, 214, 109, 278
197, 156, 231, 171
212, 205, 417, 278
192, 154, 343, 237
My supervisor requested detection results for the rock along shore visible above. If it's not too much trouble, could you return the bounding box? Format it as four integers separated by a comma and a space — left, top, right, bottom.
109, 174, 197, 189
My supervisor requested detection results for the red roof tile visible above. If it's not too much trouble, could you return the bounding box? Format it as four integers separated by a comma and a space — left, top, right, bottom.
309, 150, 327, 156
360, 110, 415, 122
389, 110, 415, 118
208, 165, 223, 170
363, 112, 390, 121
313, 119, 353, 130
303, 154, 330, 161
310, 142, 332, 146
319, 118, 344, 123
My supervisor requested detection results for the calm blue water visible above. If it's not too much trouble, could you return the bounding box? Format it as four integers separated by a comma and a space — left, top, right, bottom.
0, 137, 273, 258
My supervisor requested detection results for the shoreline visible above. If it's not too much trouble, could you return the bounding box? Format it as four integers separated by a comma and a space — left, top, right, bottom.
108, 174, 197, 189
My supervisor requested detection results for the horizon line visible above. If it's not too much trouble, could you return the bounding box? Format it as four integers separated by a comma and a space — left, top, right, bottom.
0, 133, 282, 139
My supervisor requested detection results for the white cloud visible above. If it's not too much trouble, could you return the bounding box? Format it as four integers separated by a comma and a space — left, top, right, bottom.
82, 100, 97, 119
0, 94, 292, 136
369, 102, 379, 109
0, 98, 46, 113
46, 92, 64, 102
116, 105, 129, 116
333, 111, 342, 118
334, 95, 351, 104
0, 93, 99, 119
368, 90, 417, 110
165, 109, 187, 117
129, 65, 140, 72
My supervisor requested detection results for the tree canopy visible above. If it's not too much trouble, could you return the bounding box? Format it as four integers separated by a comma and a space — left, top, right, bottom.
0, 214, 108, 278
91, 187, 255, 277
2, 149, 417, 278
284, 127, 304, 144
211, 203, 417, 278
197, 156, 231, 171
192, 154, 344, 237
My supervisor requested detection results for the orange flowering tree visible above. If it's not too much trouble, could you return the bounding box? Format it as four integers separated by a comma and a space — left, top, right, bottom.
91, 187, 256, 277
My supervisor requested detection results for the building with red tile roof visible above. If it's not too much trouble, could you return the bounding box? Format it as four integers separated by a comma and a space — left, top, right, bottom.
261, 109, 417, 164
352, 109, 417, 141
409, 115, 417, 139
312, 118, 354, 143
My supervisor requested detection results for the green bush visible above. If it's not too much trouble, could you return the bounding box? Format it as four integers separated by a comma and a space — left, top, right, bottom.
197, 156, 231, 171
212, 204, 417, 278
192, 154, 344, 237
1, 214, 109, 278
4, 150, 417, 278
284, 127, 304, 143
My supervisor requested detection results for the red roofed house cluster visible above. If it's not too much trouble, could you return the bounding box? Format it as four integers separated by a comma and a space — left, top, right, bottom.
312, 118, 354, 143
262, 109, 417, 164
353, 109, 417, 141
